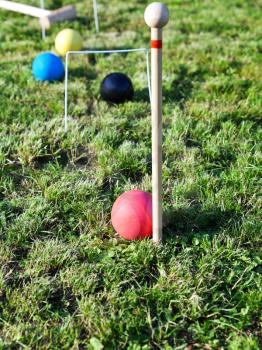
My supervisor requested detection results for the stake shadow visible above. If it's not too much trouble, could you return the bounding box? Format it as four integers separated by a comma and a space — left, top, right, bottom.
164, 64, 207, 108
163, 204, 239, 242
131, 64, 207, 105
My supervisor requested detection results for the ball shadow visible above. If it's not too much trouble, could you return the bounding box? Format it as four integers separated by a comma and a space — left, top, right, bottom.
67, 66, 97, 80
133, 87, 151, 103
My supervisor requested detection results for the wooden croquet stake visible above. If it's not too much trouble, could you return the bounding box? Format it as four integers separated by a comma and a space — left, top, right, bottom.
144, 2, 169, 244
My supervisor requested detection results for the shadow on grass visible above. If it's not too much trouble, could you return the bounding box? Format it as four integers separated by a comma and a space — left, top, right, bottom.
46, 284, 77, 314
163, 205, 239, 241
76, 16, 98, 31
48, 0, 63, 10
133, 87, 151, 103
164, 64, 207, 108
67, 66, 97, 81
132, 64, 206, 105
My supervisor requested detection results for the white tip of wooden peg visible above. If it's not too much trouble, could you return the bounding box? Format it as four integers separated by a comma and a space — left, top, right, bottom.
144, 2, 169, 28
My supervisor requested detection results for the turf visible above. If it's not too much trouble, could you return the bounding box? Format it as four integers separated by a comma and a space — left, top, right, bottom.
0, 0, 261, 348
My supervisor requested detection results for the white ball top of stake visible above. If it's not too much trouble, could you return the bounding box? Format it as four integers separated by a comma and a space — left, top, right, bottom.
144, 2, 169, 28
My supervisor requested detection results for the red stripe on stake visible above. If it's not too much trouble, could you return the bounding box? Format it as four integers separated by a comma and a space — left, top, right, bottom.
151, 40, 162, 49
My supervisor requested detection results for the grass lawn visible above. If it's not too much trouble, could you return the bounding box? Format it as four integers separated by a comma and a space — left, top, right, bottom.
0, 0, 261, 348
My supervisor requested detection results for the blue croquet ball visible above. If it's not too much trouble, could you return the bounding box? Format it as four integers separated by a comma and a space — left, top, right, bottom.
32, 52, 65, 81
100, 72, 134, 104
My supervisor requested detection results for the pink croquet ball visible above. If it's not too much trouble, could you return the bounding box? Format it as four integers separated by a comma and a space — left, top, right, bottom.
111, 190, 152, 240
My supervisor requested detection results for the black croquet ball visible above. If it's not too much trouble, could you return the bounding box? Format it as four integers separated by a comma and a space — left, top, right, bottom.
100, 72, 134, 104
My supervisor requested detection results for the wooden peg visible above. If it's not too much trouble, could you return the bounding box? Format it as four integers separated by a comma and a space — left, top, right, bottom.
144, 2, 169, 244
